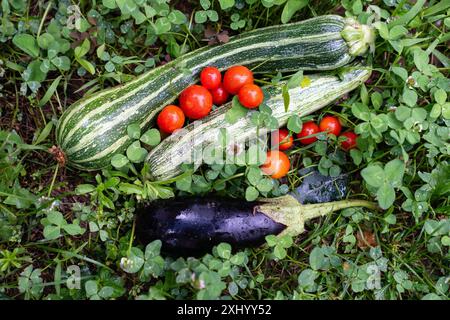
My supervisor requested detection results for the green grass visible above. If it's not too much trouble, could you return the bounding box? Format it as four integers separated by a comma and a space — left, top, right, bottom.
0, 0, 449, 300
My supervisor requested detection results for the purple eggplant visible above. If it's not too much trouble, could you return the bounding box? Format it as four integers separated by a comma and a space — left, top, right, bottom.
135, 170, 377, 256
135, 197, 286, 255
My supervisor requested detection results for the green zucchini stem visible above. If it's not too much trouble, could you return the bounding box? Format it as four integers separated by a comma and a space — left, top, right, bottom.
257, 195, 378, 237
342, 18, 376, 56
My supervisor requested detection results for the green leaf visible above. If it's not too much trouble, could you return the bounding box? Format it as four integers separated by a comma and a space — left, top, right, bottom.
395, 106, 411, 121
98, 286, 114, 299
144, 4, 156, 18
434, 89, 447, 105
77, 58, 95, 75
118, 183, 143, 195
13, 34, 39, 57
47, 41, 60, 59
350, 149, 362, 166
145, 240, 162, 259
265, 234, 277, 247
225, 96, 248, 124
442, 103, 450, 119
127, 123, 141, 139
411, 108, 427, 123
46, 211, 65, 226
281, 0, 308, 24
62, 223, 85, 236
246, 144, 266, 166
384, 159, 405, 187
140, 128, 161, 146
175, 175, 192, 191
85, 280, 98, 297
37, 33, 54, 49
287, 70, 303, 89
38, 76, 62, 107
273, 245, 286, 259
429, 104, 442, 119
168, 10, 186, 24
116, 0, 136, 14
279, 235, 293, 248
150, 184, 174, 200
375, 21, 389, 40
351, 103, 370, 121
361, 165, 385, 188
287, 115, 302, 133
216, 243, 232, 259
352, 0, 362, 14
391, 66, 408, 81
422, 293, 442, 300
219, 0, 235, 10
102, 0, 117, 9
256, 178, 273, 193
384, 213, 397, 224
51, 56, 71, 71
388, 0, 426, 28
282, 85, 290, 112
206, 10, 218, 22
43, 225, 61, 240
247, 167, 262, 186
132, 9, 147, 24
75, 184, 96, 195
402, 88, 418, 107
122, 247, 144, 273
245, 186, 259, 201
298, 269, 318, 292
309, 247, 324, 270
413, 49, 429, 73
34, 121, 53, 145
154, 17, 171, 35
111, 154, 129, 169
441, 236, 450, 246
74, 39, 90, 59
23, 60, 47, 82
126, 141, 148, 163
389, 25, 408, 40
200, 0, 211, 10
360, 84, 369, 106
194, 11, 207, 24
377, 183, 396, 209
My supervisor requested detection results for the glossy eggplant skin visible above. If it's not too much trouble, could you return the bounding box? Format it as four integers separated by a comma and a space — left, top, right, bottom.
135, 197, 286, 256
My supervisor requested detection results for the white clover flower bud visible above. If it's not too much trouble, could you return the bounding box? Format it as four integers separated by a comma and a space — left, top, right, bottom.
406, 76, 417, 89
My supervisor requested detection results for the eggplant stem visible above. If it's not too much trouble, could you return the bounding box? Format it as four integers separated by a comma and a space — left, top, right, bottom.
258, 195, 378, 237
302, 199, 378, 221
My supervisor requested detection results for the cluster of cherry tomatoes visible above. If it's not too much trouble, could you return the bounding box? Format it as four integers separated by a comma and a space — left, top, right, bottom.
261, 116, 359, 179
156, 66, 358, 182
156, 65, 264, 134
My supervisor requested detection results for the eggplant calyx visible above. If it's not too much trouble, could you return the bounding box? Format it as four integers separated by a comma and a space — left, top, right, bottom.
257, 195, 378, 237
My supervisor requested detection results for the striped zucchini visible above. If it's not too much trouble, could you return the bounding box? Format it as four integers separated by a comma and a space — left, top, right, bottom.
56, 15, 375, 170
146, 66, 371, 181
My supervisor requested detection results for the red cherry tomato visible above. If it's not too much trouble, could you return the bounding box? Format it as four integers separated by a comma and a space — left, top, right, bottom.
223, 65, 254, 95
238, 84, 264, 109
200, 66, 221, 90
157, 105, 185, 134
297, 121, 319, 145
260, 150, 290, 179
210, 84, 230, 105
340, 131, 358, 151
319, 116, 342, 136
272, 129, 294, 150
179, 85, 213, 119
